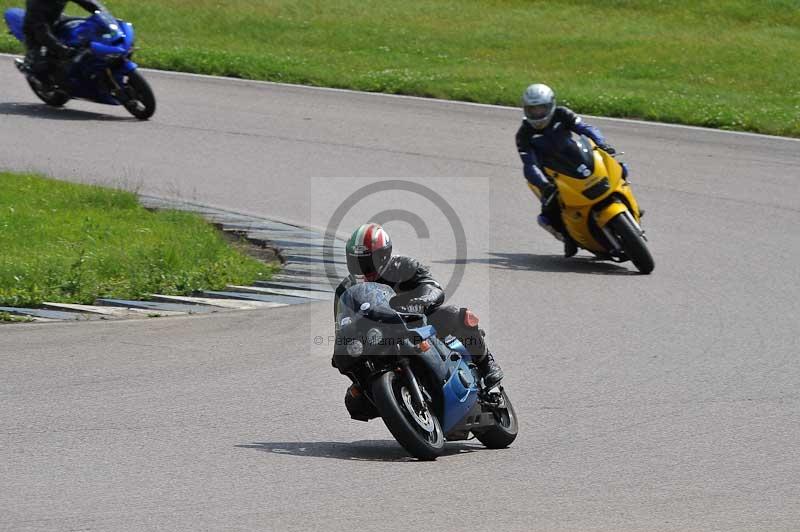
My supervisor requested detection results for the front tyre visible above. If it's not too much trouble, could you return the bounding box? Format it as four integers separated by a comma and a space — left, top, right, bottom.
609, 212, 654, 274
475, 388, 518, 449
371, 370, 444, 460
121, 71, 156, 120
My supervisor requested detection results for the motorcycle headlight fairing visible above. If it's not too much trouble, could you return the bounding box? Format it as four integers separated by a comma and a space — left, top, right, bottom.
347, 339, 364, 357
366, 328, 383, 347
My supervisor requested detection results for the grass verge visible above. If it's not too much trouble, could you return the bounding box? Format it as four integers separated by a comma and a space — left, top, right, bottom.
0, 172, 278, 307
1, 0, 798, 136
0, 311, 33, 322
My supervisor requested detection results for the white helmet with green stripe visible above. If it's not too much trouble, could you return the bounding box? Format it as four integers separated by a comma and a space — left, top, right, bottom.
346, 223, 393, 281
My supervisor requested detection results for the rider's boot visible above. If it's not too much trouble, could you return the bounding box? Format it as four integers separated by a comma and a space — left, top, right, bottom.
26, 50, 52, 85
539, 213, 577, 257
477, 352, 504, 388
564, 236, 578, 258
344, 384, 378, 422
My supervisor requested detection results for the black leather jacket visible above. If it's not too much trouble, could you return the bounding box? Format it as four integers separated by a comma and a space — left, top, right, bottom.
516, 106, 607, 191
333, 255, 444, 320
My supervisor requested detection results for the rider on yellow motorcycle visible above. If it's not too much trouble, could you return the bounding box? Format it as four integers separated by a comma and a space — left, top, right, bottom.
516, 83, 625, 257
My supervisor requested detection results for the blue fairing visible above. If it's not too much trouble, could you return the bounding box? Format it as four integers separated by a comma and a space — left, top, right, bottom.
4, 8, 25, 42
412, 325, 436, 341
90, 41, 127, 56
413, 341, 450, 384
441, 357, 480, 433
119, 59, 137, 74
122, 20, 134, 49
5, 8, 140, 106
444, 337, 467, 354
113, 20, 139, 76
404, 334, 479, 433
338, 281, 482, 435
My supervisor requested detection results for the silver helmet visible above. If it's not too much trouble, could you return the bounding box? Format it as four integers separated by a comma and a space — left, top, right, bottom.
522, 83, 556, 129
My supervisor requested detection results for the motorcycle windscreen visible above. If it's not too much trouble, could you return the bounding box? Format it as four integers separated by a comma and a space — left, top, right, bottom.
94, 10, 126, 44
336, 282, 397, 326
334, 283, 398, 373
541, 136, 596, 179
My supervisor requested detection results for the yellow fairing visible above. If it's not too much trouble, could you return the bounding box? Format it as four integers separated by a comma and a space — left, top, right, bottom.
544, 142, 643, 254
594, 201, 628, 227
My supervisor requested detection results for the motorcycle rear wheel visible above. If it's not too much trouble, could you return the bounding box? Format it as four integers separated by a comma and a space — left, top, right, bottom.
372, 370, 444, 460
121, 71, 156, 120
609, 213, 654, 274
27, 76, 69, 107
475, 389, 518, 449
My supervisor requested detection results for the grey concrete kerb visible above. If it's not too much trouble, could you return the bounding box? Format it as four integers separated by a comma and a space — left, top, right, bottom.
0, 195, 346, 323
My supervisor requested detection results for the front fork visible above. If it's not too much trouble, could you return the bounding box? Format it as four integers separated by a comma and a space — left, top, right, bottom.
398, 359, 428, 414
102, 61, 138, 105
104, 68, 131, 103
600, 223, 622, 251
599, 210, 647, 254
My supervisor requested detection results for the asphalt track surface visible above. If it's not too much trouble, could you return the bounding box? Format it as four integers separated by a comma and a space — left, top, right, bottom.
2, 63, 799, 531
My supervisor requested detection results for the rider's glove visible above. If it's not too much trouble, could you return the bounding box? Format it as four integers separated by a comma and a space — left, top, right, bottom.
391, 294, 437, 315
598, 144, 616, 155
404, 302, 426, 314
393, 297, 427, 314
53, 44, 76, 60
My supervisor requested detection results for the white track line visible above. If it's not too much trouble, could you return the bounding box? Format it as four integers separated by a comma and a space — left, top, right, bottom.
1, 52, 797, 144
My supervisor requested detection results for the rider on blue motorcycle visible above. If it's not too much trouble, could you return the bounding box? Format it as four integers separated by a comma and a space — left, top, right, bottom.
332, 223, 504, 421
517, 83, 622, 257
22, 0, 104, 87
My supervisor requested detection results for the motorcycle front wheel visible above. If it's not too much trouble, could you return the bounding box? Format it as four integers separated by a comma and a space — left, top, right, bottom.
121, 71, 156, 120
609, 212, 654, 274
371, 370, 444, 460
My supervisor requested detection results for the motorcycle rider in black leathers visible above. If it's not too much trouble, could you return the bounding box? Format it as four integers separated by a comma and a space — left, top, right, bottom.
331, 223, 504, 421
22, 0, 105, 87
517, 83, 624, 257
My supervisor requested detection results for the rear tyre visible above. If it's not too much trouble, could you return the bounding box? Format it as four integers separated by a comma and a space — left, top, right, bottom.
609, 213, 654, 274
121, 71, 156, 120
475, 389, 518, 449
26, 76, 69, 107
371, 370, 444, 460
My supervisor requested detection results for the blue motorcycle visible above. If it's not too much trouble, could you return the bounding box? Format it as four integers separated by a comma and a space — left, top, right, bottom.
4, 7, 155, 119
334, 283, 518, 460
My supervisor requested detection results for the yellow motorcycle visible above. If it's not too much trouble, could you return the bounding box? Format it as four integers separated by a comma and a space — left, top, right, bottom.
534, 136, 654, 274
